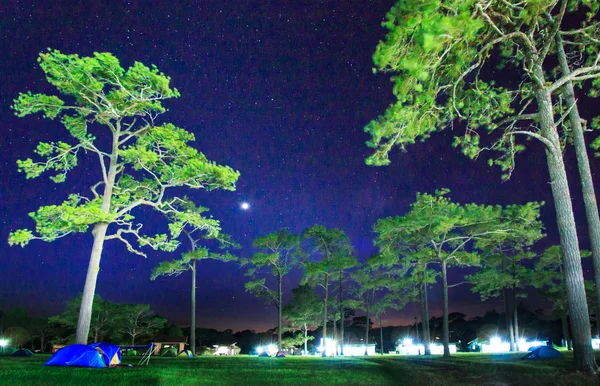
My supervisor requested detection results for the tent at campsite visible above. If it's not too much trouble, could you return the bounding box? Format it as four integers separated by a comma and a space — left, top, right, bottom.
275, 351, 286, 358
521, 346, 563, 360
178, 349, 193, 358
90, 342, 122, 366
11, 348, 33, 357
45, 344, 106, 368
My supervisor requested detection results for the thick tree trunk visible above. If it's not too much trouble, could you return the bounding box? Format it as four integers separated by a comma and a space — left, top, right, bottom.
304, 325, 308, 356
422, 283, 431, 355
504, 288, 515, 351
556, 36, 600, 340
441, 260, 450, 357
191, 259, 197, 356
364, 308, 369, 356
534, 71, 597, 373
339, 270, 345, 356
278, 274, 282, 351
132, 336, 136, 346
322, 276, 328, 357
332, 304, 337, 349
379, 315, 384, 355
76, 223, 109, 344
562, 313, 572, 350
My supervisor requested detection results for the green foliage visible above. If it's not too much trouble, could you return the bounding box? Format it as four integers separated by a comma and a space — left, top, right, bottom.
119, 304, 166, 344
49, 295, 119, 342
283, 285, 322, 332
10, 49, 239, 260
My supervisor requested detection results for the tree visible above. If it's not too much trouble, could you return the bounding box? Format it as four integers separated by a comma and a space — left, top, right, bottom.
302, 225, 352, 356
119, 304, 166, 345
50, 295, 117, 343
366, 0, 598, 372
29, 317, 54, 352
242, 229, 300, 351
331, 252, 358, 355
151, 205, 238, 355
283, 284, 321, 355
9, 50, 240, 344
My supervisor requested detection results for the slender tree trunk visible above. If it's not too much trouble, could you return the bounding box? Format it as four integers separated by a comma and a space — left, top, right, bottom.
379, 315, 384, 355
322, 276, 328, 357
415, 316, 419, 343
339, 269, 344, 356
504, 288, 515, 351
562, 313, 572, 351
365, 308, 370, 356
278, 274, 282, 351
556, 36, 600, 341
191, 259, 197, 356
534, 67, 597, 373
441, 260, 450, 357
132, 336, 136, 346
40, 335, 45, 353
75, 138, 119, 344
422, 283, 431, 355
332, 302, 337, 351
513, 288, 519, 348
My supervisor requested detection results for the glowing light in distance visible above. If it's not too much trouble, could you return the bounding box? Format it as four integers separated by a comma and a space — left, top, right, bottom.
403, 338, 413, 346
0, 339, 8, 348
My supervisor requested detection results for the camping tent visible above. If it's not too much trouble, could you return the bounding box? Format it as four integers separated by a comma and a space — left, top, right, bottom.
45, 344, 106, 368
275, 351, 286, 358
89, 342, 122, 366
11, 348, 33, 357
178, 349, 193, 358
521, 346, 563, 360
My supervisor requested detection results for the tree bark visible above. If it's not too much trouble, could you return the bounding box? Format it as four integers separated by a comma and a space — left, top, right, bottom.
441, 260, 450, 357
513, 288, 519, 348
322, 275, 328, 357
421, 283, 431, 355
278, 273, 282, 351
504, 288, 515, 351
132, 336, 136, 346
304, 324, 308, 356
191, 259, 197, 356
534, 66, 597, 373
40, 335, 45, 353
339, 269, 345, 356
556, 35, 600, 340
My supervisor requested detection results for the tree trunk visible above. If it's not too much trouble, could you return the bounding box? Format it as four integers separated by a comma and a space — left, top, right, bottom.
421, 283, 431, 355
332, 303, 337, 351
556, 35, 600, 341
277, 273, 282, 351
441, 260, 450, 357
415, 316, 419, 342
132, 336, 136, 346
562, 313, 572, 351
504, 288, 515, 351
76, 223, 109, 344
364, 308, 369, 356
322, 275, 328, 357
40, 335, 45, 353
379, 315, 384, 355
534, 68, 597, 373
191, 259, 197, 356
513, 288, 519, 348
339, 269, 345, 356
304, 324, 308, 356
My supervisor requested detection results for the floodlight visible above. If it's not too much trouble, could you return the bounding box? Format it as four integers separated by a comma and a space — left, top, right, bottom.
403, 338, 413, 346
0, 339, 8, 348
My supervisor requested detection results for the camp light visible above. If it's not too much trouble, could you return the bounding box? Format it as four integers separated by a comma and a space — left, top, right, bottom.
0, 339, 8, 348
403, 338, 413, 346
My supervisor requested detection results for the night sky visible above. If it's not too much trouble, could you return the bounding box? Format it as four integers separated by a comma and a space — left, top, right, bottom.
1, 1, 598, 332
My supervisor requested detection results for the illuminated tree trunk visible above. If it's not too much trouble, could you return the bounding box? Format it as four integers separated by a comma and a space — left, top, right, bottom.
556, 35, 600, 340
322, 275, 328, 357
504, 289, 515, 351
562, 313, 571, 350
191, 259, 196, 355
441, 260, 450, 357
534, 64, 597, 373
304, 324, 308, 355
379, 315, 384, 355
277, 273, 282, 351
513, 287, 519, 346
339, 269, 345, 356
75, 137, 119, 345
364, 307, 370, 356
419, 284, 431, 355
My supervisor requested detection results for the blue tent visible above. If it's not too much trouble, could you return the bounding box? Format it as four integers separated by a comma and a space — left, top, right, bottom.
521, 346, 563, 360
89, 342, 122, 366
45, 344, 106, 368
11, 348, 33, 357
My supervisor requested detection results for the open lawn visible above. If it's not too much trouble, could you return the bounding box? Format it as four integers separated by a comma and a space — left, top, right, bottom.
1, 352, 600, 386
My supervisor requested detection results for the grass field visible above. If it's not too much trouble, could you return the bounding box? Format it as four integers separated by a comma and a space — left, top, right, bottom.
1, 352, 600, 385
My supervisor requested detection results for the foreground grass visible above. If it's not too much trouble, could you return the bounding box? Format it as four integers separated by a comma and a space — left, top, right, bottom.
1, 352, 600, 385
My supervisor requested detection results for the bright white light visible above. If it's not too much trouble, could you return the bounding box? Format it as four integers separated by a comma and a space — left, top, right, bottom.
430, 343, 457, 355
593, 339, 600, 349
0, 339, 8, 348
318, 338, 338, 356
481, 337, 510, 353
256, 346, 264, 354
490, 337, 502, 346
267, 344, 277, 355
403, 338, 413, 346
240, 202, 250, 210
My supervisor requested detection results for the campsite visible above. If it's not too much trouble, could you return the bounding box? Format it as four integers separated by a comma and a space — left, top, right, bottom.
2, 351, 600, 386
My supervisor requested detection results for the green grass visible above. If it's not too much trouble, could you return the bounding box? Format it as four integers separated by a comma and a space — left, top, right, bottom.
1, 352, 599, 385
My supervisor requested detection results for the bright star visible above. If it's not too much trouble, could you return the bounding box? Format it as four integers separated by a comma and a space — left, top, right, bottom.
241, 202, 250, 210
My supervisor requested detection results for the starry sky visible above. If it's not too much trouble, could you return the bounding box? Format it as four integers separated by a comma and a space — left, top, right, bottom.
1, 0, 598, 332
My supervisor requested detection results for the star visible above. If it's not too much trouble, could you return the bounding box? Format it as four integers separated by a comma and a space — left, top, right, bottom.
240, 202, 250, 210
